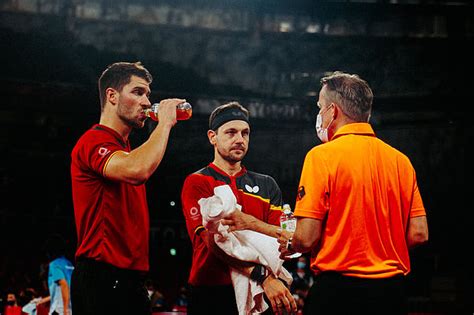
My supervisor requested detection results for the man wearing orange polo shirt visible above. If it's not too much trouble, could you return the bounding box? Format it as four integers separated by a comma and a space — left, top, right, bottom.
278, 71, 429, 315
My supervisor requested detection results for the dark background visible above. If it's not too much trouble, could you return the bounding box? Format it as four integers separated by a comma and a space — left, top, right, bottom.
0, 0, 471, 313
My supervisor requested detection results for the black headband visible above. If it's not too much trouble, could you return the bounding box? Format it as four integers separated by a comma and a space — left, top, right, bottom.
209, 108, 250, 131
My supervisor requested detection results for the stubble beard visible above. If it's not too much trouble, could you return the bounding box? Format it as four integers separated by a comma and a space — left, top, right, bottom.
217, 147, 247, 164
117, 102, 144, 129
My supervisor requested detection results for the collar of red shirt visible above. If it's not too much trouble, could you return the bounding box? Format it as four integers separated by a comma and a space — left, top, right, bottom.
94, 124, 128, 148
209, 162, 247, 178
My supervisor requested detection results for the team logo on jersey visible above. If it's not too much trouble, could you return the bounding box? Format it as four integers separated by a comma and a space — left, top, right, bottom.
296, 186, 306, 201
98, 147, 110, 157
245, 184, 259, 193
189, 206, 200, 219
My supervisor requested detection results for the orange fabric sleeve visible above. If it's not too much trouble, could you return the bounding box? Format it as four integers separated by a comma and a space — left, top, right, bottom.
294, 148, 329, 220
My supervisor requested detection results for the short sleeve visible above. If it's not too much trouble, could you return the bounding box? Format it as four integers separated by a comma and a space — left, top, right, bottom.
181, 174, 213, 242
410, 174, 427, 218
267, 175, 283, 226
49, 261, 66, 283
75, 132, 124, 176
294, 149, 330, 220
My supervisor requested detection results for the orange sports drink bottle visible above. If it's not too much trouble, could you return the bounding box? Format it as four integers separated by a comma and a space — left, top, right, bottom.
145, 102, 192, 121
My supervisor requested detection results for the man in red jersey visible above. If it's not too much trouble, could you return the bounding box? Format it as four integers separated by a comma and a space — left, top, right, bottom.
70, 62, 185, 315
181, 102, 297, 315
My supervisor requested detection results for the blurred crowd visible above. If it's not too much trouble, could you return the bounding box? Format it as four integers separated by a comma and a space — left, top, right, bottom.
1, 251, 315, 314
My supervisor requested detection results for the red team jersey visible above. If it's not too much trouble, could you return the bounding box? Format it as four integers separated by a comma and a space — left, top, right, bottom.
181, 163, 283, 286
71, 124, 149, 271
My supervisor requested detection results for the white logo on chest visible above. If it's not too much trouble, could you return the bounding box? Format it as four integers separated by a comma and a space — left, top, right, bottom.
245, 184, 259, 193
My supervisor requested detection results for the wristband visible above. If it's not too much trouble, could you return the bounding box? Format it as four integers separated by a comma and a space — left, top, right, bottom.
194, 226, 205, 235
250, 264, 269, 285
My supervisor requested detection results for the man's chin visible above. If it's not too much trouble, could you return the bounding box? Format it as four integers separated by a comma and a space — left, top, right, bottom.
120, 114, 146, 129
227, 152, 246, 162
130, 119, 146, 129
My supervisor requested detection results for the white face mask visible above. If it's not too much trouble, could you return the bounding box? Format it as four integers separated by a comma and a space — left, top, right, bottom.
315, 105, 334, 143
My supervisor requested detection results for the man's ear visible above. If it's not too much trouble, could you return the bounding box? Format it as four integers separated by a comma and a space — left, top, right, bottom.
331, 103, 340, 119
106, 88, 118, 106
207, 130, 217, 145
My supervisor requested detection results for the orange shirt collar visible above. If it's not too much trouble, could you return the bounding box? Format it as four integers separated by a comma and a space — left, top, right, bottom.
331, 123, 375, 141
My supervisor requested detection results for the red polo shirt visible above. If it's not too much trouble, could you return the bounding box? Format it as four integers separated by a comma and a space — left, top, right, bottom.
181, 163, 282, 286
71, 124, 149, 271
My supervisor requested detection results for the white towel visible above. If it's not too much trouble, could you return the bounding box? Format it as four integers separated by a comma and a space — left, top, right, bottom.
22, 298, 41, 315
198, 185, 292, 314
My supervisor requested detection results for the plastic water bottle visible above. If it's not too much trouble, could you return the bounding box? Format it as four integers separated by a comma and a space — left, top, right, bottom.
280, 204, 301, 259
280, 204, 296, 232
145, 102, 192, 121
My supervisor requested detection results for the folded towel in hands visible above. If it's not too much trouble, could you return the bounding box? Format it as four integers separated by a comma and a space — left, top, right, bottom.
199, 185, 292, 314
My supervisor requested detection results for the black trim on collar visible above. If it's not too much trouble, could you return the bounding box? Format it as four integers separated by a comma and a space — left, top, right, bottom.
93, 125, 127, 148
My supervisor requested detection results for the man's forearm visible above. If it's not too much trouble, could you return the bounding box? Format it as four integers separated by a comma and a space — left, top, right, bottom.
248, 217, 281, 238
202, 230, 254, 273
290, 217, 323, 253
222, 210, 281, 238
58, 279, 70, 313
102, 123, 173, 185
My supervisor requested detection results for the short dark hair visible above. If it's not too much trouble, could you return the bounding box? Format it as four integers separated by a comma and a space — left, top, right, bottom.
98, 61, 152, 111
208, 101, 250, 132
321, 71, 373, 122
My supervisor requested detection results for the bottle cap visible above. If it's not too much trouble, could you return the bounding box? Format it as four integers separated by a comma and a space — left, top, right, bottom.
282, 204, 291, 214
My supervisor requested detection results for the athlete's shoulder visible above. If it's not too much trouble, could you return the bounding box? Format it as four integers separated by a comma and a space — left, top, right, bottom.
74, 124, 114, 145
184, 166, 211, 184
72, 125, 119, 158
245, 170, 279, 187
307, 142, 332, 155
49, 256, 66, 268
246, 169, 273, 181
187, 166, 212, 178
374, 137, 414, 167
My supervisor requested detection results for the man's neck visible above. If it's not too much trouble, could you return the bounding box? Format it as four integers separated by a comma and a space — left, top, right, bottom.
212, 158, 242, 177
99, 114, 131, 140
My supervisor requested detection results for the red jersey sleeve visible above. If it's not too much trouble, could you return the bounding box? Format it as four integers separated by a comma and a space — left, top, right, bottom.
266, 175, 283, 226
75, 130, 125, 176
181, 173, 214, 243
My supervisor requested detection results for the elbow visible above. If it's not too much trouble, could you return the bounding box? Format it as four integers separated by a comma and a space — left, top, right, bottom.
407, 216, 429, 249
128, 175, 149, 186
420, 231, 429, 244
125, 167, 152, 185
416, 232, 429, 245
128, 177, 148, 186
408, 231, 429, 248
294, 236, 320, 253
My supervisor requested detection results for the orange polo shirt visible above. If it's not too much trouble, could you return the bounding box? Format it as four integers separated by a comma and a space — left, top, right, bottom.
294, 123, 426, 279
